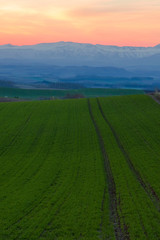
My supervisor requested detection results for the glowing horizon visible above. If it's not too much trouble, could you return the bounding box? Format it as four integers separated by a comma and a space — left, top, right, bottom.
1, 41, 160, 48
0, 0, 160, 47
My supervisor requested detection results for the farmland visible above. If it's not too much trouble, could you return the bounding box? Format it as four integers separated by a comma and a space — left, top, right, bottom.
0, 95, 160, 239
0, 87, 144, 100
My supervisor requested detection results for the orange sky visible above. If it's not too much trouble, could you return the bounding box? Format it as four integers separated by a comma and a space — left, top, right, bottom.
0, 0, 160, 46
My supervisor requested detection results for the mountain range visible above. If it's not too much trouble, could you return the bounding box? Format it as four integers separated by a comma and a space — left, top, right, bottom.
0, 42, 160, 90
0, 42, 160, 69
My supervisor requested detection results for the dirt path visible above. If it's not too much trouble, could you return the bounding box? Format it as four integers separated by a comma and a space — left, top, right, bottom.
149, 94, 160, 105
88, 99, 128, 240
97, 98, 160, 211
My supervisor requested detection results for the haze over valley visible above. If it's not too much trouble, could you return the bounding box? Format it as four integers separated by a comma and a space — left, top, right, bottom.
0, 42, 160, 90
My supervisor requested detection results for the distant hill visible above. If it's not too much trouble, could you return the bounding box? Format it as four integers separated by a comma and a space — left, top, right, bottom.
0, 87, 144, 100
0, 42, 160, 70
0, 79, 15, 88
0, 42, 160, 90
33, 80, 85, 89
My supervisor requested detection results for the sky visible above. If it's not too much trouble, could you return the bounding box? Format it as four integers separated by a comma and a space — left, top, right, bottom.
0, 0, 160, 46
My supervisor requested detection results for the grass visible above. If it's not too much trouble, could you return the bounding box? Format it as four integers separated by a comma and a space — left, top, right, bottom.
0, 87, 144, 99
0, 94, 160, 239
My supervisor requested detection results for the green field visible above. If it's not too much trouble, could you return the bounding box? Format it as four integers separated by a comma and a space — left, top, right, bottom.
0, 95, 160, 239
0, 87, 144, 99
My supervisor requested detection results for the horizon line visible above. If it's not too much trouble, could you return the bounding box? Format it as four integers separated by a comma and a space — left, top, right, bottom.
0, 41, 159, 48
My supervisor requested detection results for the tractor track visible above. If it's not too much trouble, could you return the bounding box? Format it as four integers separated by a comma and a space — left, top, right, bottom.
0, 111, 33, 158
7, 118, 60, 238
88, 99, 129, 240
97, 98, 160, 211
38, 152, 83, 239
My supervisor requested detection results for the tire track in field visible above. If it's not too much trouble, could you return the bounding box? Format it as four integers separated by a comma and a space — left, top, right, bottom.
39, 150, 83, 239
0, 111, 33, 158
88, 99, 128, 240
97, 98, 160, 211
1, 122, 46, 189
7, 170, 61, 234
6, 121, 59, 234
0, 105, 7, 112
17, 106, 83, 239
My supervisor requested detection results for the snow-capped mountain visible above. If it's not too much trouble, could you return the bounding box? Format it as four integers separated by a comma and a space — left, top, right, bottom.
0, 42, 160, 69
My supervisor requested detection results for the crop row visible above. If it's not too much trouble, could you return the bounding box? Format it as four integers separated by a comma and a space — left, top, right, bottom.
0, 95, 160, 239
0, 100, 113, 239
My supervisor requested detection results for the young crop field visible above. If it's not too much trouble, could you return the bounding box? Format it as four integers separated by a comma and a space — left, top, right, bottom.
0, 94, 160, 239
